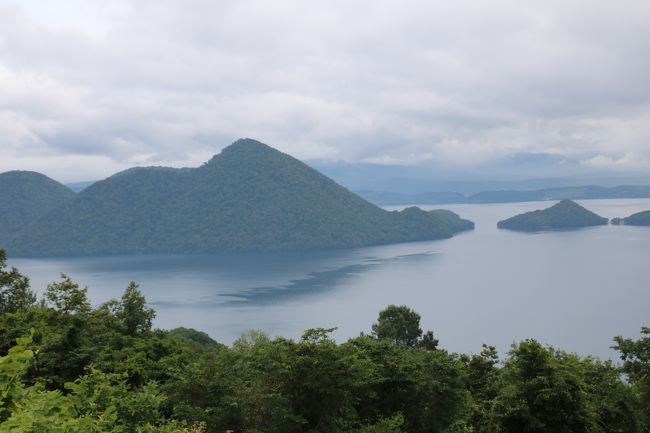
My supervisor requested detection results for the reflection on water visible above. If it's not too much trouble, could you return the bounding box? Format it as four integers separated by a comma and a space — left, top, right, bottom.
9, 198, 650, 359
219, 253, 436, 306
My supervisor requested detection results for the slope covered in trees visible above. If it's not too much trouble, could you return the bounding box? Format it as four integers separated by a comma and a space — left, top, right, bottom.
5, 139, 473, 257
0, 171, 75, 246
497, 200, 608, 231
0, 253, 648, 432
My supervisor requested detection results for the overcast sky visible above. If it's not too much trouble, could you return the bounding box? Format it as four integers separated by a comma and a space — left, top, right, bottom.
1, 0, 649, 182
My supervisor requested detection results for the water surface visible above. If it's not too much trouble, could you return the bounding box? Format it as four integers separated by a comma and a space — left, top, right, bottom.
10, 199, 650, 359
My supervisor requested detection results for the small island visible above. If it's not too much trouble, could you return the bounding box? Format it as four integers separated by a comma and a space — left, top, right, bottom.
611, 210, 650, 226
497, 200, 608, 231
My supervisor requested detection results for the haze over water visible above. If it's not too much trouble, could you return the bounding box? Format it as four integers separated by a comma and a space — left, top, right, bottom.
10, 198, 650, 359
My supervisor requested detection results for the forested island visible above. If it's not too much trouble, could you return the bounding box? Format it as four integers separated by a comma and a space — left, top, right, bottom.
611, 210, 650, 226
0, 250, 648, 432
497, 200, 608, 231
0, 139, 473, 257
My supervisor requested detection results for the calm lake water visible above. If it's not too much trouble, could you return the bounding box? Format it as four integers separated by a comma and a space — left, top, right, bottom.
9, 198, 650, 359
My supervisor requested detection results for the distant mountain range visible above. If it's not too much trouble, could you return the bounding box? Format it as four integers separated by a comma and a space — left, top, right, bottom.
358, 185, 650, 206
65, 180, 96, 193
0, 139, 473, 257
310, 155, 650, 195
497, 200, 609, 232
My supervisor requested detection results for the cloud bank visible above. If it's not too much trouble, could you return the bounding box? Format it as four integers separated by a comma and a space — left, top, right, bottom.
1, 0, 649, 182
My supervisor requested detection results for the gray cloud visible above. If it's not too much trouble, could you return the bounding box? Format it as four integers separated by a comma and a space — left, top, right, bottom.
0, 0, 649, 182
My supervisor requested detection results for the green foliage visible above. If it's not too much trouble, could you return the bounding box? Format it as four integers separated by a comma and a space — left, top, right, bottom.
0, 334, 202, 432
614, 327, 650, 391
289, 328, 379, 432
0, 250, 35, 314
613, 327, 650, 427
497, 200, 608, 231
345, 335, 467, 433
167, 327, 224, 352
64, 368, 166, 430
0, 269, 185, 389
0, 333, 34, 422
115, 282, 156, 336
488, 340, 645, 433
6, 139, 473, 256
579, 356, 643, 433
354, 414, 405, 433
371, 305, 438, 349
489, 340, 595, 433
461, 345, 500, 432
45, 274, 91, 315
164, 330, 300, 432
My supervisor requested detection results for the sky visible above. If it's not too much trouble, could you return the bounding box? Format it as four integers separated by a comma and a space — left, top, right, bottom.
1, 0, 649, 183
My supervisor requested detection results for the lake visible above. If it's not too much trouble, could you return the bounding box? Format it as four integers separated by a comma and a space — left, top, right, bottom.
9, 198, 650, 359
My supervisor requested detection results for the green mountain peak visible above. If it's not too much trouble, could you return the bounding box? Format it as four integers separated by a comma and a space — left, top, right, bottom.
2, 139, 473, 257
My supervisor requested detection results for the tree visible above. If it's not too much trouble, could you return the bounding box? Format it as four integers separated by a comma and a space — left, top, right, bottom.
45, 274, 90, 315
372, 305, 422, 347
613, 326, 650, 425
347, 335, 467, 433
461, 345, 500, 432
116, 282, 156, 336
0, 249, 35, 313
489, 340, 596, 433
419, 330, 439, 351
29, 275, 94, 386
371, 305, 438, 349
286, 327, 379, 432
579, 356, 643, 433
